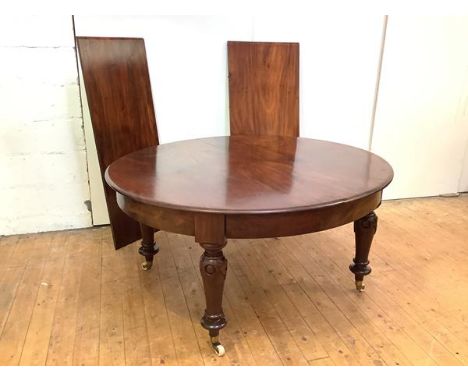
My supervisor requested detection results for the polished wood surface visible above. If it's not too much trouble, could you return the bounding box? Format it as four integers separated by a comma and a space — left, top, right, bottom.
77, 37, 159, 249
350, 211, 377, 289
106, 136, 393, 214
228, 41, 299, 137
1, 195, 468, 365
105, 135, 392, 354
115, 190, 382, 240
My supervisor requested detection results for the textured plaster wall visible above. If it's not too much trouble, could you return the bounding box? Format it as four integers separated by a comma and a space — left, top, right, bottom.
0, 16, 92, 235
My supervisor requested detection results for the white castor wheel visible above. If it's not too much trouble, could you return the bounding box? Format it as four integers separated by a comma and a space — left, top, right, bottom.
211, 336, 225, 357
355, 280, 365, 292
141, 260, 153, 271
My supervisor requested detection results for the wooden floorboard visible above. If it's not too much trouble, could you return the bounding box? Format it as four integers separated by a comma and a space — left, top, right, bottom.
46, 234, 84, 365
99, 237, 126, 365
0, 195, 467, 365
72, 230, 102, 366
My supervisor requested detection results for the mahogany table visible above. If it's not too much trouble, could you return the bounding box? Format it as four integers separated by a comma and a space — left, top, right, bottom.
105, 135, 393, 356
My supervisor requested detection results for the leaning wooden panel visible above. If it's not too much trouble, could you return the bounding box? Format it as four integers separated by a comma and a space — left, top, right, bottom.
228, 41, 299, 137
76, 37, 159, 249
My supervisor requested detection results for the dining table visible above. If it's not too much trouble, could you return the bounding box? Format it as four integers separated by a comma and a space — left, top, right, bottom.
105, 135, 393, 356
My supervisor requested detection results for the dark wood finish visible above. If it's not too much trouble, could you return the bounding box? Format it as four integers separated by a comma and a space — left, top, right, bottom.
195, 216, 227, 328
117, 194, 195, 236
76, 37, 159, 249
228, 41, 299, 137
106, 136, 393, 214
116, 190, 381, 240
226, 192, 382, 239
105, 136, 393, 353
195, 214, 228, 355
138, 223, 159, 271
194, 214, 226, 244
199, 243, 227, 334
350, 211, 378, 291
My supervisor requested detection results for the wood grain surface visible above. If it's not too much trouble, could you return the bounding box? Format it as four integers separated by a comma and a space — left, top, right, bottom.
76, 37, 159, 249
228, 41, 299, 137
105, 136, 393, 214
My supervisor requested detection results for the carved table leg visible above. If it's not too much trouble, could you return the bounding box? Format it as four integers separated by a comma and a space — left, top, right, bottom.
350, 211, 377, 291
138, 223, 159, 271
199, 241, 227, 356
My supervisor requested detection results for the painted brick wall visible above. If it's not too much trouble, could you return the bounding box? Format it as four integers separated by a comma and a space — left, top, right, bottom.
0, 16, 92, 235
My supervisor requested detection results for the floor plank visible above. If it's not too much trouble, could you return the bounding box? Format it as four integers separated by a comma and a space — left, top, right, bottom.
99, 238, 126, 365
46, 250, 83, 364
72, 232, 102, 366
19, 255, 66, 365
155, 232, 204, 366
229, 239, 309, 365
0, 260, 46, 364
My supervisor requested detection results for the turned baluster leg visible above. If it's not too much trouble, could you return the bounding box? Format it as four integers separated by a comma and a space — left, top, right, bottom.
199, 241, 227, 356
138, 223, 159, 271
195, 214, 227, 356
350, 211, 377, 291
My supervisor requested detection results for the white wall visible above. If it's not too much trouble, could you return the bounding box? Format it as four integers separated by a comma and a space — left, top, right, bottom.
460, 141, 468, 192
0, 16, 91, 235
372, 16, 468, 199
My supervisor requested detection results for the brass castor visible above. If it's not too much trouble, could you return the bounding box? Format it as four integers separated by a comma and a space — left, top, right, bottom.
355, 280, 365, 292
210, 336, 225, 357
141, 260, 153, 271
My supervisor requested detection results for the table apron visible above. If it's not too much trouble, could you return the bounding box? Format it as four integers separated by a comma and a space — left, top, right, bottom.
116, 192, 195, 236
116, 191, 382, 240
226, 191, 382, 238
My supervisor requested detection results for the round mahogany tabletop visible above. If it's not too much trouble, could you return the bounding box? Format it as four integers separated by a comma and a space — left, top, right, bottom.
106, 135, 393, 353
105, 136, 393, 215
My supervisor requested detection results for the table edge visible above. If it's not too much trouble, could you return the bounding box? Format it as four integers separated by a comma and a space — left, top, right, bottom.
104, 136, 394, 215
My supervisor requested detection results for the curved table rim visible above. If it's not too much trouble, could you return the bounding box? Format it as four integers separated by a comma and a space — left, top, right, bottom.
105, 136, 394, 215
